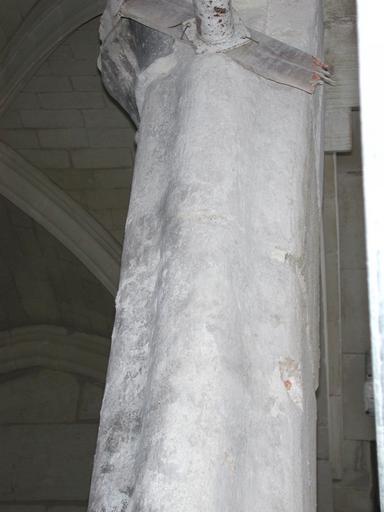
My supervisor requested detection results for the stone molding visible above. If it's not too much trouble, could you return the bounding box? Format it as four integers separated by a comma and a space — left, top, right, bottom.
0, 0, 106, 114
0, 324, 109, 382
0, 142, 121, 295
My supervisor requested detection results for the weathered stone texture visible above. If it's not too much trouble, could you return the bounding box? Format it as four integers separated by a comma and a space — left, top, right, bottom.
89, 1, 324, 510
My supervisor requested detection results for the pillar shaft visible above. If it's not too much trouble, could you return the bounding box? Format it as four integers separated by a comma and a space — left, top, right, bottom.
89, 2, 324, 510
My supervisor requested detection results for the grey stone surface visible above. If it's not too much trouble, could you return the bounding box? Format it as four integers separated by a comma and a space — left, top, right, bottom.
79, 382, 104, 420
333, 486, 373, 512
0, 17, 135, 244
324, 108, 352, 153
12, 93, 39, 110
48, 507, 87, 512
317, 460, 334, 512
343, 355, 375, 441
71, 76, 102, 91
20, 110, 84, 129
318, 425, 330, 460
325, 0, 356, 19
38, 129, 89, 149
71, 148, 132, 169
338, 173, 366, 271
19, 149, 70, 168
0, 368, 79, 424
325, 18, 359, 110
337, 110, 362, 174
0, 129, 39, 148
0, 111, 23, 128
341, 269, 370, 354
82, 109, 131, 128
0, 507, 46, 512
0, 424, 98, 501
25, 76, 73, 93
38, 92, 105, 110
0, 196, 114, 336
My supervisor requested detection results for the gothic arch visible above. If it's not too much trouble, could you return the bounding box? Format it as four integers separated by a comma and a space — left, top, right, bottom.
0, 325, 109, 382
0, 0, 106, 114
0, 142, 121, 295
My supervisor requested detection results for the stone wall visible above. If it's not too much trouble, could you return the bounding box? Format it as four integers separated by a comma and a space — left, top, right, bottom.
320, 111, 377, 512
0, 17, 136, 244
0, 0, 38, 52
0, 365, 105, 512
333, 111, 376, 511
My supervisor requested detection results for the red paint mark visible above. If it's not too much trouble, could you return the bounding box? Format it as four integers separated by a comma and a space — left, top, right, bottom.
284, 380, 292, 391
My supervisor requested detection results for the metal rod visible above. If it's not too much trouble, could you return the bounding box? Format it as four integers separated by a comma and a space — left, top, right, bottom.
192, 0, 235, 45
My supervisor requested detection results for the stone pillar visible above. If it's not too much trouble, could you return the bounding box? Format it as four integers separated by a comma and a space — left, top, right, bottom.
89, 2, 324, 511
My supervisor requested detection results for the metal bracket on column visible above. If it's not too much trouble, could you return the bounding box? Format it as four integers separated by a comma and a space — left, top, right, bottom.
119, 0, 333, 94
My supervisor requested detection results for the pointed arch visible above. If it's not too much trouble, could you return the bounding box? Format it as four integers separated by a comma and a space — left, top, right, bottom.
0, 142, 121, 295
0, 0, 105, 114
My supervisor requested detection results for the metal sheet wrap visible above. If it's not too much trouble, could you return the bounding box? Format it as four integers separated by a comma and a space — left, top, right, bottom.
119, 0, 330, 94
119, 0, 193, 39
230, 29, 318, 93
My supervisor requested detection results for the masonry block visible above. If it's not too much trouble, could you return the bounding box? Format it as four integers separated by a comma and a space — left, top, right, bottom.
338, 172, 366, 270
19, 149, 70, 169
21, 110, 84, 128
38, 92, 105, 110
82, 109, 131, 128
343, 355, 375, 441
88, 127, 135, 148
84, 188, 129, 210
317, 460, 333, 512
69, 40, 98, 60
71, 148, 132, 169
93, 169, 132, 189
71, 76, 102, 91
0, 129, 40, 149
25, 76, 73, 93
0, 111, 23, 128
12, 93, 39, 110
49, 59, 98, 77
38, 128, 89, 149
341, 269, 370, 353
333, 486, 374, 512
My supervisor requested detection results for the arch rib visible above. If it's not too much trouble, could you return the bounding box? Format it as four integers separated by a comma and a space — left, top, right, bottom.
0, 0, 105, 114
0, 142, 121, 295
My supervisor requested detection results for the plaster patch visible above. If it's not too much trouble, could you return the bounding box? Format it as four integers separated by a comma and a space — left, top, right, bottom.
271, 248, 288, 263
279, 357, 303, 409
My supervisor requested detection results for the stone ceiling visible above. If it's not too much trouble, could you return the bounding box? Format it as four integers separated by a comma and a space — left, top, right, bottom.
0, 195, 115, 337
0, 0, 39, 53
0, 4, 136, 338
